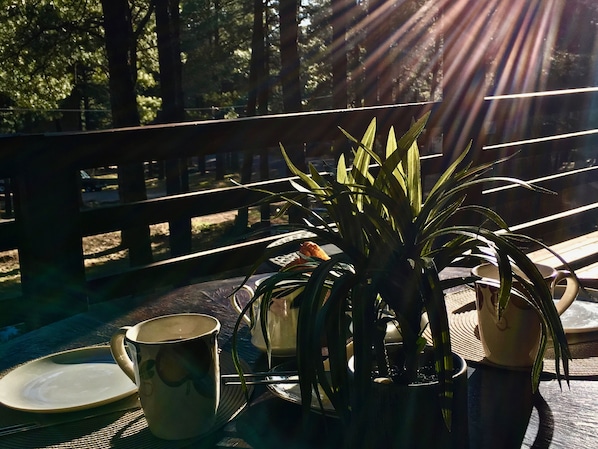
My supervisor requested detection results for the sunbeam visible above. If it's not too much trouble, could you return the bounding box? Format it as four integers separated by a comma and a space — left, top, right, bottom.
316, 0, 597, 157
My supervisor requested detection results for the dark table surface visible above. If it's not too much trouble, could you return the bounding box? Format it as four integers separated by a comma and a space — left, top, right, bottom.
1, 273, 598, 449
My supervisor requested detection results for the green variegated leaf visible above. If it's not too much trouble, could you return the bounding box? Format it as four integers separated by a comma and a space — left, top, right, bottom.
336, 153, 348, 184
280, 144, 321, 191
421, 260, 454, 429
406, 140, 422, 215
427, 141, 472, 199
350, 118, 376, 188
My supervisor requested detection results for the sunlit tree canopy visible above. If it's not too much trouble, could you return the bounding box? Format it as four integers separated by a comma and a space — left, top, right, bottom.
0, 0, 596, 134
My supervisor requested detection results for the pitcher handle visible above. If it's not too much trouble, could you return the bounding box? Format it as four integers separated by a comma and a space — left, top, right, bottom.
552, 271, 580, 315
230, 285, 254, 326
109, 326, 136, 383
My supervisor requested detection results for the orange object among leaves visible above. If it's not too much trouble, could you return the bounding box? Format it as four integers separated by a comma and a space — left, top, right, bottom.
283, 241, 330, 270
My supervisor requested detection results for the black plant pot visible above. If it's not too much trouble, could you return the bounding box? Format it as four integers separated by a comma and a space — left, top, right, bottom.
348, 345, 469, 449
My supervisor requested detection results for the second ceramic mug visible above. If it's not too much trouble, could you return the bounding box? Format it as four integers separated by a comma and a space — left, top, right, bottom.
110, 313, 220, 440
231, 279, 303, 356
472, 263, 579, 367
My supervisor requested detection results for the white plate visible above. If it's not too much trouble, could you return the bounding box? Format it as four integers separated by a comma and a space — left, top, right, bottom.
266, 364, 336, 414
554, 286, 598, 344
0, 346, 137, 413
555, 286, 598, 330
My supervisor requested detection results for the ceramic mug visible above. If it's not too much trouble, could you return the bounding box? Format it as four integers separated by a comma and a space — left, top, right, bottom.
110, 313, 220, 440
231, 279, 303, 356
472, 263, 579, 367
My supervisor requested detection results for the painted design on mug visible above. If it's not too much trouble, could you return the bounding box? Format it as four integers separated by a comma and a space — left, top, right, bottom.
140, 338, 216, 398
480, 284, 510, 331
138, 359, 155, 396
269, 296, 291, 317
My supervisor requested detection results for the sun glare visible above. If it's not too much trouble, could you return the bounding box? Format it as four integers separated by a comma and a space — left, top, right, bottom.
327, 0, 596, 154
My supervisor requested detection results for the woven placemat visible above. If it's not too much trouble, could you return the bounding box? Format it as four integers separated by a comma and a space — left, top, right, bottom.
440, 289, 598, 378
0, 352, 251, 449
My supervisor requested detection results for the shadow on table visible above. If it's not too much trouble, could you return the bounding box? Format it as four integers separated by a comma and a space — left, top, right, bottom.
235, 389, 343, 449
467, 364, 554, 449
237, 362, 557, 449
109, 414, 224, 449
230, 333, 558, 449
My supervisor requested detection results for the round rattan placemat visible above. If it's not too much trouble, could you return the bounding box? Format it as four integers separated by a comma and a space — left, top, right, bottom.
439, 289, 598, 378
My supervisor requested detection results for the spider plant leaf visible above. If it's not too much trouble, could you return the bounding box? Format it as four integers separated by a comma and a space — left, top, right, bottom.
280, 144, 321, 191
289, 178, 319, 195
385, 125, 398, 159
396, 112, 430, 150
295, 262, 331, 413
309, 164, 332, 188
421, 260, 453, 429
369, 115, 428, 217
405, 139, 422, 215
349, 281, 377, 416
456, 205, 511, 230
349, 118, 377, 188
418, 196, 467, 244
312, 273, 348, 404
495, 251, 514, 320
384, 126, 404, 189
361, 184, 412, 237
336, 153, 348, 184
427, 142, 472, 199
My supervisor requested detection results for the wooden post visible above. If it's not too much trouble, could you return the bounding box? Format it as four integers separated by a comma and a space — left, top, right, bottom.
13, 146, 87, 329
1, 178, 13, 218
165, 158, 192, 257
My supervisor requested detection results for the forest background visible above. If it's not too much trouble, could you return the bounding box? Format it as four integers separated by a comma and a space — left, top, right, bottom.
0, 0, 597, 307
2, 0, 594, 136
3, 0, 443, 134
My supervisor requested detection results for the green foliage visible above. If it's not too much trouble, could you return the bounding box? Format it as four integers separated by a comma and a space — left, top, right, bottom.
180, 0, 253, 113
138, 95, 162, 124
0, 1, 99, 131
0, 0, 160, 133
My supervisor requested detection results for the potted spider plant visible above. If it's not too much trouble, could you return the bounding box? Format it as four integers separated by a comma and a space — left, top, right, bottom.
232, 112, 571, 449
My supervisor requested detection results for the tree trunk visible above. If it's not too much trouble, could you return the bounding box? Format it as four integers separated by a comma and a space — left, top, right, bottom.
237, 0, 270, 233
247, 0, 267, 117
331, 0, 349, 110
155, 0, 184, 123
279, 0, 305, 224
279, 0, 302, 113
155, 0, 192, 257
331, 0, 352, 161
101, 0, 139, 128
100, 0, 153, 267
257, 3, 271, 223
363, 0, 384, 106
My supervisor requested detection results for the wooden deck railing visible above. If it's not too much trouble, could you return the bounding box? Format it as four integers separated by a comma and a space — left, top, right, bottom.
1, 89, 597, 329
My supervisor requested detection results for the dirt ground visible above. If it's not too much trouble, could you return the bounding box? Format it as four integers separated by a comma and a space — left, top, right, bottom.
0, 211, 239, 298
0, 165, 246, 297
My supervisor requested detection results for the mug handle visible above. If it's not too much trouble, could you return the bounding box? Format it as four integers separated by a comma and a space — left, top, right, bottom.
552, 271, 580, 315
230, 285, 254, 326
109, 326, 136, 383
